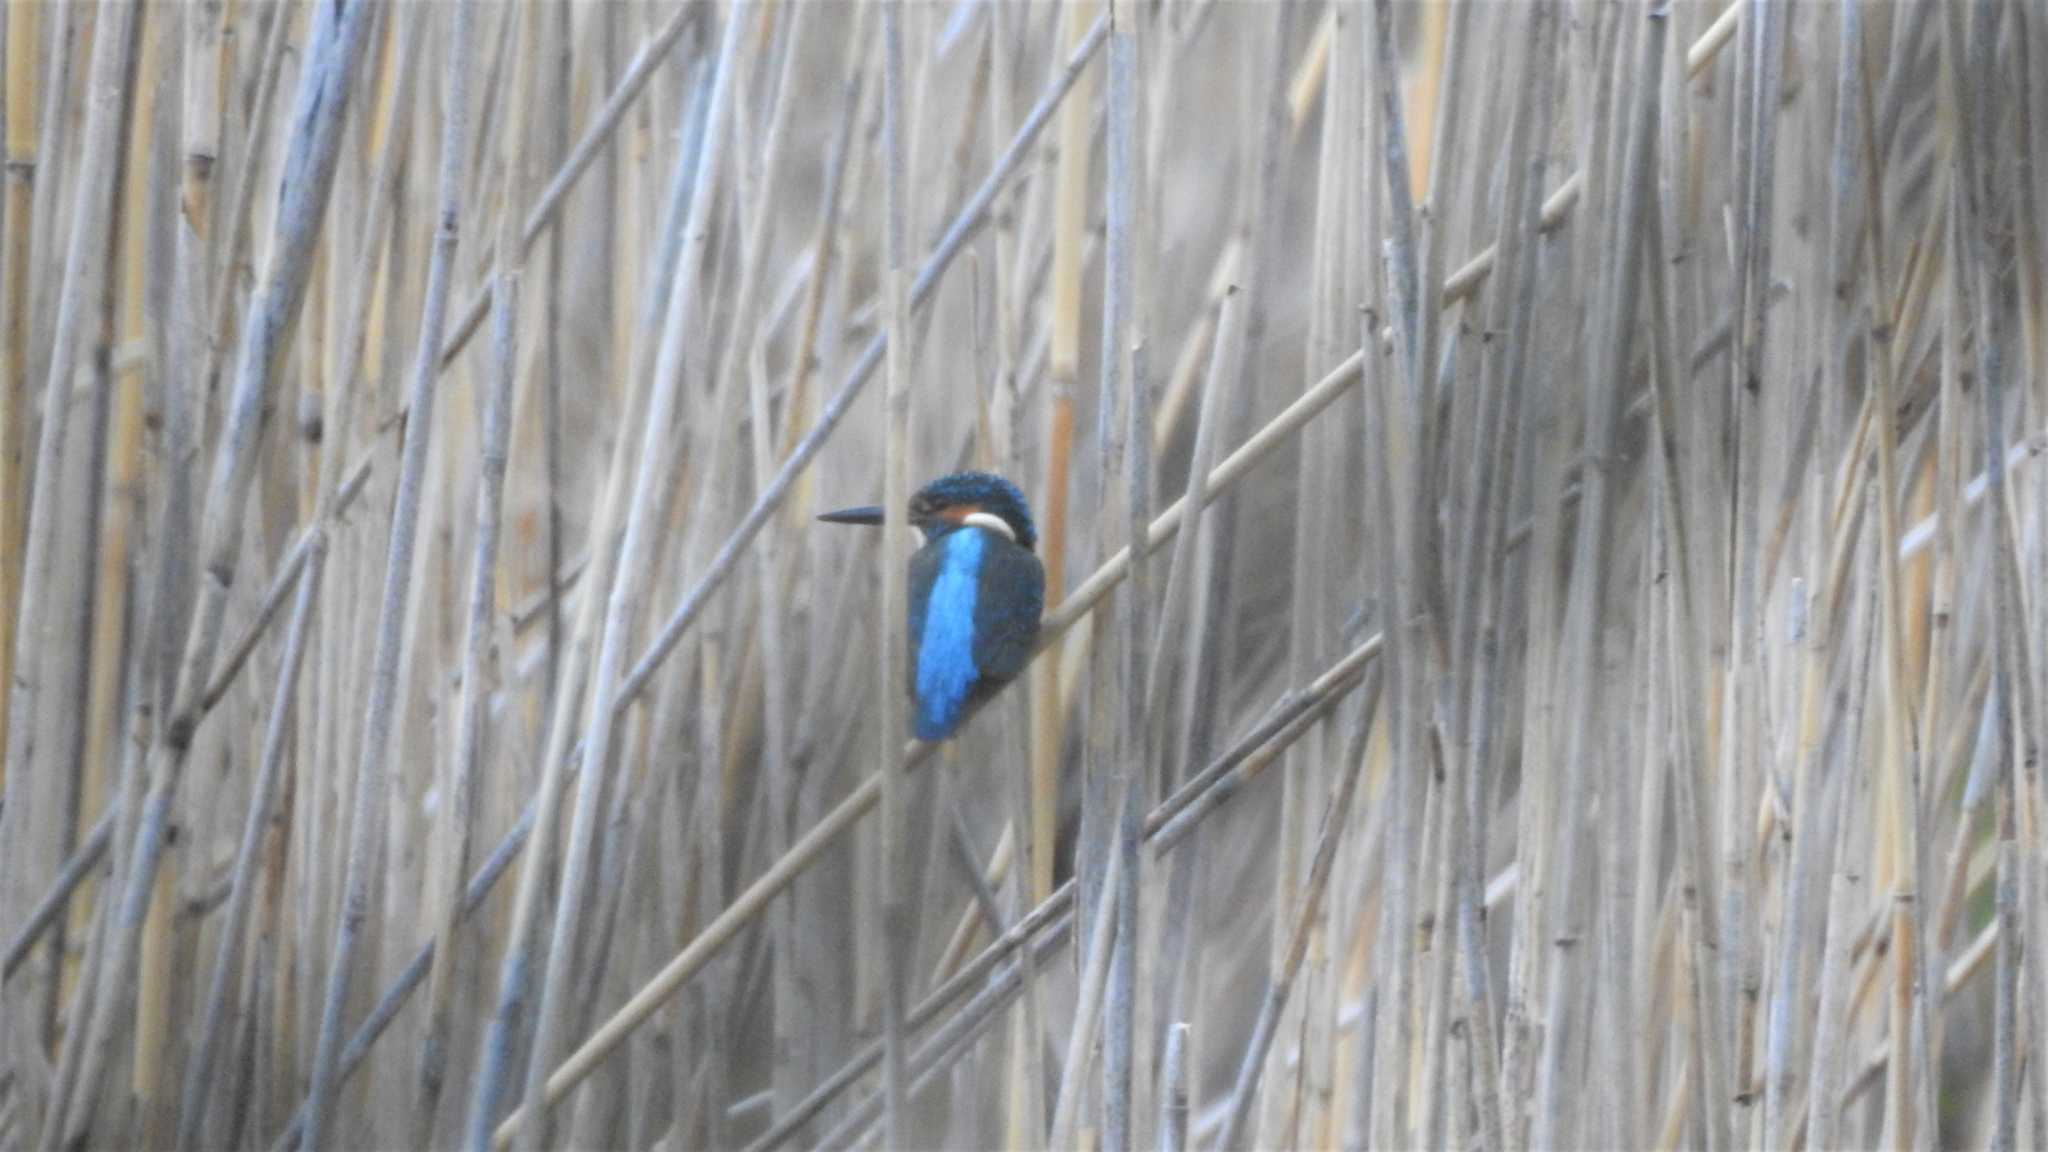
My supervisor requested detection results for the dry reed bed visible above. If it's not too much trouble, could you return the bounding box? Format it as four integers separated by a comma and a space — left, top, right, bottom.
0, 0, 2043, 1149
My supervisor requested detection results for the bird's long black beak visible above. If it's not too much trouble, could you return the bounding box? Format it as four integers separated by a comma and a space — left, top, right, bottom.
817, 504, 886, 527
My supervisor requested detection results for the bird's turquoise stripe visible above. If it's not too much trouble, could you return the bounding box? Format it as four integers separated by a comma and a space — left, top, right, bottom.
915, 528, 985, 740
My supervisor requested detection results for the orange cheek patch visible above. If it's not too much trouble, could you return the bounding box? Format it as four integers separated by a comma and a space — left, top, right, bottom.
940, 504, 981, 524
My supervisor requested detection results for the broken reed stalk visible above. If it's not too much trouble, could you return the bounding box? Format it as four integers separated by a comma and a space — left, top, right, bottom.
194, 0, 293, 413
1159, 1021, 1190, 1152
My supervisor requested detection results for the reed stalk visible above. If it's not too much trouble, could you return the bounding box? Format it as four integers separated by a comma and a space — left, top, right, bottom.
1215, 676, 1373, 1151
410, 2, 526, 1139
175, 539, 324, 1151
1097, 5, 1146, 1147
874, 2, 915, 1144
0, 0, 40, 816
300, 4, 476, 1147
1032, 0, 1096, 931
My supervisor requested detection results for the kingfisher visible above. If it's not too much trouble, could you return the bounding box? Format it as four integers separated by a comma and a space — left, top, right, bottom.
820, 471, 1046, 742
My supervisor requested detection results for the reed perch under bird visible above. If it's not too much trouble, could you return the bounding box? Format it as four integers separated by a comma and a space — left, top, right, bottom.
820, 471, 1046, 742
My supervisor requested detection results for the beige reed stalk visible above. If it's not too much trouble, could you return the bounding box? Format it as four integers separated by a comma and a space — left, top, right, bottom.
737, 0, 827, 1123
1033, 0, 1097, 917
1852, 25, 1935, 1147
875, 2, 915, 1142
0, 0, 39, 812
1098, 3, 1146, 1146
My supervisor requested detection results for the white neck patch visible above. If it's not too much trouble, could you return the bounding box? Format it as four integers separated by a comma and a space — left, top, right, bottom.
962, 511, 1016, 541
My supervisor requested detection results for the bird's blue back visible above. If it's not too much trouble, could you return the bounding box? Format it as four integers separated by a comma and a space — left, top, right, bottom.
907, 524, 1045, 741
912, 529, 986, 740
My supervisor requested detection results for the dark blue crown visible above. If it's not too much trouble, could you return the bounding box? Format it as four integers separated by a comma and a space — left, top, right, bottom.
911, 471, 1037, 550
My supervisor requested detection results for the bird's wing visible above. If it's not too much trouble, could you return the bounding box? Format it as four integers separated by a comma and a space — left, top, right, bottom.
971, 541, 1046, 685
907, 542, 942, 686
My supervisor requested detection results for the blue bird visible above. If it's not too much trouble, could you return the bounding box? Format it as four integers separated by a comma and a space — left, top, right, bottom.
820, 471, 1046, 742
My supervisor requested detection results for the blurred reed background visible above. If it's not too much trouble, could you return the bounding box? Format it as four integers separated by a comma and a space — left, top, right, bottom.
0, 0, 2043, 1148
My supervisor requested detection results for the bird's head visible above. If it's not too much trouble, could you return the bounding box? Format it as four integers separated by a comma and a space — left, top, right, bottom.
818, 470, 1038, 551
